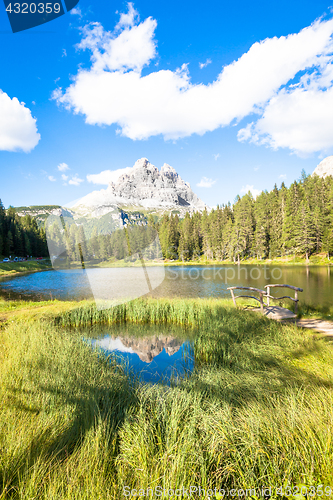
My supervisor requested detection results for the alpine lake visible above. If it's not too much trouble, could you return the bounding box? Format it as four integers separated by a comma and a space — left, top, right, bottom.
1, 264, 332, 384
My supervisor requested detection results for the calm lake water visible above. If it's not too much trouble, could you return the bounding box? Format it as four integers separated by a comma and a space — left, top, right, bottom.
85, 323, 195, 384
0, 265, 332, 308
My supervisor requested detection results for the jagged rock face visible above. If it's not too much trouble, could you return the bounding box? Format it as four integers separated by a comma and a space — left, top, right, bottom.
313, 156, 333, 178
74, 158, 207, 213
120, 335, 182, 363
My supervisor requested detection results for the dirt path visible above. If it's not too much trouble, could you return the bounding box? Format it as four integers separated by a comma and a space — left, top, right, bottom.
296, 318, 333, 336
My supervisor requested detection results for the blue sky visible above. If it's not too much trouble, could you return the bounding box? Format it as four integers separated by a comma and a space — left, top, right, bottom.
1, 0, 333, 209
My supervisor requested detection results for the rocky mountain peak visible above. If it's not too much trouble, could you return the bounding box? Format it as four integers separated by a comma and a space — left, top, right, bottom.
73, 158, 207, 215
133, 157, 152, 170
313, 156, 333, 178
161, 163, 178, 178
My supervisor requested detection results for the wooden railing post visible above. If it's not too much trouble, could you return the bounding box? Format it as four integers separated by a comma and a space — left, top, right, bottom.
230, 289, 236, 307
266, 286, 270, 306
295, 290, 298, 314
259, 291, 264, 313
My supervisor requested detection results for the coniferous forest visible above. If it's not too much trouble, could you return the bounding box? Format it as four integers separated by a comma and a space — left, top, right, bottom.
1, 172, 333, 262
0, 201, 48, 258
157, 172, 333, 262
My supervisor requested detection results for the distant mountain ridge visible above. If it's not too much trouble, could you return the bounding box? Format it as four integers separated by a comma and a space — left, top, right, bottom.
13, 159, 207, 232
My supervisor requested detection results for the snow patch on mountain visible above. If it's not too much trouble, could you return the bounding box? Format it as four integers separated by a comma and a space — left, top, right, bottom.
313, 156, 333, 178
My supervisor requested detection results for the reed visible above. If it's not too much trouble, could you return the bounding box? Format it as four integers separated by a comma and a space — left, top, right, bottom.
54, 297, 234, 328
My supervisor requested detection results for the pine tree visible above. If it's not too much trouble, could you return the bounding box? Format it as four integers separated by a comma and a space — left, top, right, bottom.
232, 193, 254, 262
253, 191, 269, 259
294, 201, 316, 262
178, 212, 192, 261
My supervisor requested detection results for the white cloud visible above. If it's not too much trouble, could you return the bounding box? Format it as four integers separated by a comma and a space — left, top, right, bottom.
116, 2, 138, 28
254, 166, 260, 171
279, 174, 287, 179
54, 8, 333, 153
199, 58, 212, 69
0, 90, 40, 152
57, 162, 69, 172
61, 174, 69, 181
76, 6, 156, 73
213, 153, 220, 160
62, 49, 67, 57
69, 175, 84, 186
240, 184, 261, 198
71, 6, 82, 16
52, 88, 63, 101
238, 66, 333, 155
87, 167, 133, 185
48, 175, 56, 182
197, 176, 216, 188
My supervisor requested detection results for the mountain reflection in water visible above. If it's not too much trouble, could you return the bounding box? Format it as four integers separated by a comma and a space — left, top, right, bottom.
96, 335, 182, 363
88, 327, 195, 384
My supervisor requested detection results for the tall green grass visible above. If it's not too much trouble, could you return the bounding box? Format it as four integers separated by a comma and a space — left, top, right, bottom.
0, 298, 333, 499
54, 297, 236, 328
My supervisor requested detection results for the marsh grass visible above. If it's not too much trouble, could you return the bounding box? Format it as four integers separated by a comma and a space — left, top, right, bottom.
54, 297, 236, 328
0, 298, 333, 498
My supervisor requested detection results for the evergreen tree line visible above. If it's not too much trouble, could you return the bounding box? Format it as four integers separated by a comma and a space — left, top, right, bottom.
46, 222, 160, 265
156, 172, 333, 262
2, 171, 333, 263
0, 201, 48, 258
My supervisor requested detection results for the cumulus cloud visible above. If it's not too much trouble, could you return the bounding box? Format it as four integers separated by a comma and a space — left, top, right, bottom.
197, 177, 216, 188
69, 175, 84, 186
0, 90, 40, 152
213, 153, 220, 160
57, 162, 69, 172
54, 5, 333, 154
199, 58, 212, 69
238, 65, 333, 155
87, 167, 133, 185
48, 175, 56, 182
61, 174, 68, 181
76, 6, 156, 73
279, 174, 287, 179
240, 184, 261, 198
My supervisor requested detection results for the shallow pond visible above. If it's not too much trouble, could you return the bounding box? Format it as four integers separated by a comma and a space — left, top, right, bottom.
85, 323, 195, 384
0, 265, 332, 309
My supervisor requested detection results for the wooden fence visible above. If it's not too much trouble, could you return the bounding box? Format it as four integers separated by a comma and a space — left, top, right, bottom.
227, 284, 303, 314
264, 284, 303, 314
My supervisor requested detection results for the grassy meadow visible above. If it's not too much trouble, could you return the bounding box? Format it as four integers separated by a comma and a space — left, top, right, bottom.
0, 297, 333, 499
70, 252, 333, 268
0, 260, 51, 277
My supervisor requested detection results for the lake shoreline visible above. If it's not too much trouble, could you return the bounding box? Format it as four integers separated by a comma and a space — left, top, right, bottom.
0, 260, 52, 278
0, 254, 331, 277
1, 262, 332, 315
95, 251, 333, 268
